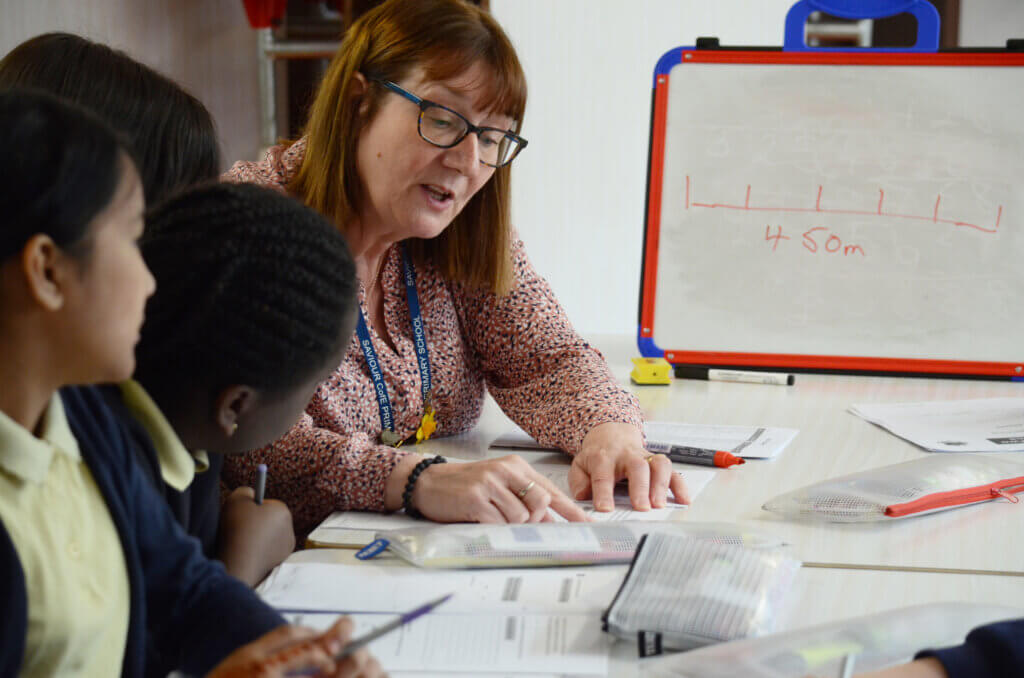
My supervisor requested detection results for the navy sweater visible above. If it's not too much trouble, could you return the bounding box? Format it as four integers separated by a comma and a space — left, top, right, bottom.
99, 384, 223, 558
0, 386, 283, 677
919, 618, 1024, 678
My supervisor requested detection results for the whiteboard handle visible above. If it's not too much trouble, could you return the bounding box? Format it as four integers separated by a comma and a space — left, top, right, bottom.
784, 0, 940, 52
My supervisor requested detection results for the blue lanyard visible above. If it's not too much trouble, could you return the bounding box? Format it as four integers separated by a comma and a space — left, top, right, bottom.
356, 245, 432, 442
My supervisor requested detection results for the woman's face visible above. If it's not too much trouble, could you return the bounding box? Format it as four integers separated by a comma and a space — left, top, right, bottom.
355, 61, 514, 241
61, 158, 155, 384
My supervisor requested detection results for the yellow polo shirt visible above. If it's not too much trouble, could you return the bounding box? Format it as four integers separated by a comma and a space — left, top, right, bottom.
0, 394, 129, 677
117, 380, 209, 491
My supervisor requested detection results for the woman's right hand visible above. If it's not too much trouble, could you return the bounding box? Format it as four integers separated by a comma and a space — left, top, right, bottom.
385, 454, 588, 523
206, 617, 385, 678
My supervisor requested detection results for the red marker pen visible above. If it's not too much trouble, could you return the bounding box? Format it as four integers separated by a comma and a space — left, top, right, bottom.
657, 445, 745, 468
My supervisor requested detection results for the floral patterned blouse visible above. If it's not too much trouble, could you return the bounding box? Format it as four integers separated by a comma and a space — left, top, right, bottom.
222, 139, 643, 533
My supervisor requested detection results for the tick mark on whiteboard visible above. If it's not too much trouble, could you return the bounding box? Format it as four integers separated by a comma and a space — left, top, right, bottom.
689, 180, 1002, 234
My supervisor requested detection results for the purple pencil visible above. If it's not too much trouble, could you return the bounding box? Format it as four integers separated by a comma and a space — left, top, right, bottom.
336, 593, 453, 659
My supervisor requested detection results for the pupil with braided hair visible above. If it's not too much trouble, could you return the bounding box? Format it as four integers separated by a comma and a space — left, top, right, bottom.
129, 181, 359, 588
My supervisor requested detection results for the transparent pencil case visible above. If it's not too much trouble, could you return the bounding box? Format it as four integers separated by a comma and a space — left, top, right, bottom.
643, 602, 1023, 678
602, 532, 801, 655
762, 453, 1024, 522
354, 521, 788, 569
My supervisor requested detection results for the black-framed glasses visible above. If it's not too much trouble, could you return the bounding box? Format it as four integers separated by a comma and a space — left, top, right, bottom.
372, 79, 527, 168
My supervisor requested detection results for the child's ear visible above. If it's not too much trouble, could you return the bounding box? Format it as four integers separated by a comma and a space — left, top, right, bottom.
21, 234, 69, 311
214, 385, 258, 438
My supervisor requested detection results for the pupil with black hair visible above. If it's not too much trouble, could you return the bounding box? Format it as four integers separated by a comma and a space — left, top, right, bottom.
0, 31, 221, 207
1, 30, 344, 590
0, 89, 379, 678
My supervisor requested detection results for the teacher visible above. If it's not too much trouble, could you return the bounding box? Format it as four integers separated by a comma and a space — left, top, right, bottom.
224, 0, 688, 533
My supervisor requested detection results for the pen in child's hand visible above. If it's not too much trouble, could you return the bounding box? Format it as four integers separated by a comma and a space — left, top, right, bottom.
337, 593, 452, 659
287, 594, 453, 676
838, 653, 857, 678
255, 463, 267, 505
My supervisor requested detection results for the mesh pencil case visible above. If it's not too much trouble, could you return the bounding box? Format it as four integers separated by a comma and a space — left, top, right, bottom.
602, 532, 801, 655
762, 453, 1024, 522
643, 602, 1023, 678
355, 521, 788, 569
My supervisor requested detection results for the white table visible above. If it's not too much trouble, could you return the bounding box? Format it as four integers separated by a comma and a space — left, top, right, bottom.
285, 547, 1024, 677
416, 335, 1024, 575
278, 334, 1024, 675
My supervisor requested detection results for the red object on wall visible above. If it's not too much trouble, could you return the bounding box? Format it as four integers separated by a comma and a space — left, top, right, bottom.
241, 0, 288, 28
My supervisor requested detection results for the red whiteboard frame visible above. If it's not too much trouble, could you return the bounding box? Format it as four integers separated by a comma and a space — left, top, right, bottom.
639, 49, 1024, 378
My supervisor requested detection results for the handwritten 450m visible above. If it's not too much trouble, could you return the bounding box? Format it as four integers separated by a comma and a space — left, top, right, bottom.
764, 224, 865, 256
683, 176, 1004, 259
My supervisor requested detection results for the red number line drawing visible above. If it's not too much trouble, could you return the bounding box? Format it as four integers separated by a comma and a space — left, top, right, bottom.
686, 177, 1002, 234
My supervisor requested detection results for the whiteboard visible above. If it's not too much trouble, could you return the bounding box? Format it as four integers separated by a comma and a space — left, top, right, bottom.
645, 56, 1024, 374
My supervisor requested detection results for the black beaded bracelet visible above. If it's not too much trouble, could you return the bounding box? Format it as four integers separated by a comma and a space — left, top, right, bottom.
403, 456, 447, 519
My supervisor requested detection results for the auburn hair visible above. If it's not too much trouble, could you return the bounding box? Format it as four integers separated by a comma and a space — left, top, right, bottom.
288, 0, 526, 294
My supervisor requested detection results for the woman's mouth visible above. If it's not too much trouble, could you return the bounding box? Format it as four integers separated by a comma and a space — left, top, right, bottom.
422, 184, 454, 206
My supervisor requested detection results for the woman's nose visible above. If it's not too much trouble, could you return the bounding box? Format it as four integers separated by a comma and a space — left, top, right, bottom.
443, 131, 481, 174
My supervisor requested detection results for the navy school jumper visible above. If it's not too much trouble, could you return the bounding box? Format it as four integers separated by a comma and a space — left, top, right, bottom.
0, 386, 283, 677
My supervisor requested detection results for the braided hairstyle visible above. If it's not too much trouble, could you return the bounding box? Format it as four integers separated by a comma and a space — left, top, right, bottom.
135, 182, 356, 399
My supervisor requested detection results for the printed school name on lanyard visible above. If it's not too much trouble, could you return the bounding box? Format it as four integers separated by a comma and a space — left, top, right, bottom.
355, 245, 436, 447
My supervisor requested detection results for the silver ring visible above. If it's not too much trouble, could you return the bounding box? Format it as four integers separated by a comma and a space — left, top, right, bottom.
516, 480, 537, 500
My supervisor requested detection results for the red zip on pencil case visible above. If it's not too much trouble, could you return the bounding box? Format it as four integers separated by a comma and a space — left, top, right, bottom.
885, 478, 1024, 517
763, 455, 1024, 522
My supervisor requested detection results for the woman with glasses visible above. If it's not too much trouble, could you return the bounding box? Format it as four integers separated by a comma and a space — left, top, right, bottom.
225, 0, 690, 534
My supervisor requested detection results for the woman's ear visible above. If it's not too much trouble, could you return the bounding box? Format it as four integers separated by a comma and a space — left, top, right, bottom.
352, 71, 369, 97
352, 71, 370, 116
21, 234, 69, 312
214, 385, 258, 438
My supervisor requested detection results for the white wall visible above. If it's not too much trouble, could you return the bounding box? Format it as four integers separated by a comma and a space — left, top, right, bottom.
960, 0, 1024, 46
0, 0, 262, 170
3, 1, 1019, 338
489, 0, 799, 336
489, 1, 1024, 337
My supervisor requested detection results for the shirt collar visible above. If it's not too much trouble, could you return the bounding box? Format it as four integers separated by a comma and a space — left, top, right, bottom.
0, 393, 81, 484
118, 380, 207, 491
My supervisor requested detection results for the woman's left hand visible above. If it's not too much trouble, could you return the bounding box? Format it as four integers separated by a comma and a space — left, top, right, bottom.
568, 422, 690, 512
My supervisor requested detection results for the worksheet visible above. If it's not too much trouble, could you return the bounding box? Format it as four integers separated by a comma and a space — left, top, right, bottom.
283, 611, 610, 675
259, 562, 627, 616
849, 398, 1024, 453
